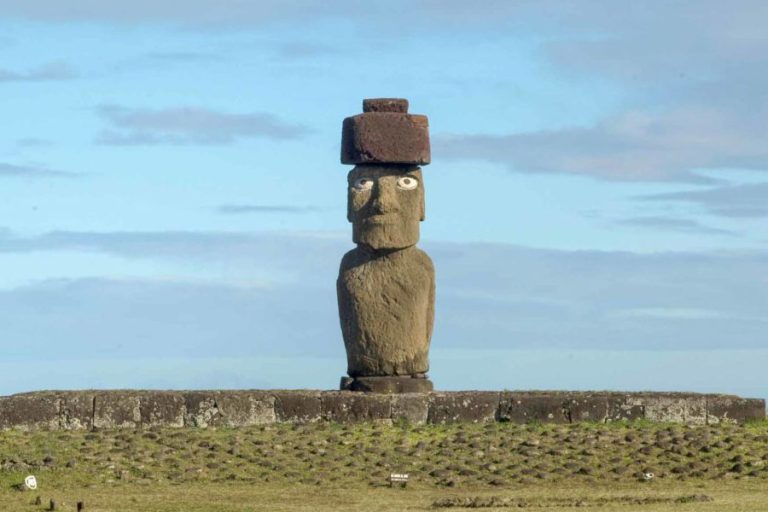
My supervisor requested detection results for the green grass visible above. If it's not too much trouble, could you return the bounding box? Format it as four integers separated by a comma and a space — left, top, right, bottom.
1, 420, 767, 510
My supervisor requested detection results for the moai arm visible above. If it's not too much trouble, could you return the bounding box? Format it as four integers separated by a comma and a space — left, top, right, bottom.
425, 250, 436, 364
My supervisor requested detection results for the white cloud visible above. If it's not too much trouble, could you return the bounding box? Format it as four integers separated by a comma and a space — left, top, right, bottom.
0, 61, 76, 82
0, 162, 73, 177
640, 183, 768, 218
616, 216, 736, 236
95, 105, 310, 145
0, 230, 765, 353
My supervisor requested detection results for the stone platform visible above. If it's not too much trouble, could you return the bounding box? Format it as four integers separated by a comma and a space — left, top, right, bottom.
340, 376, 434, 393
0, 390, 763, 431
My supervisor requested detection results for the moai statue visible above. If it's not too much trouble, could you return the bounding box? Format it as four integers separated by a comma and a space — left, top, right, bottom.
337, 98, 435, 393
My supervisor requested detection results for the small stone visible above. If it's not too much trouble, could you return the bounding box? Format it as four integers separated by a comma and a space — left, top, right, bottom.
363, 98, 408, 113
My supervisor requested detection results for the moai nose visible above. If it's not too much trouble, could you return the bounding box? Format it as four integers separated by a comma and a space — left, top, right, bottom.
371, 180, 398, 214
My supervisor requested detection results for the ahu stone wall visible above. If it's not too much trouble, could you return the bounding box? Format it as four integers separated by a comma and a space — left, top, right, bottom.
0, 390, 763, 431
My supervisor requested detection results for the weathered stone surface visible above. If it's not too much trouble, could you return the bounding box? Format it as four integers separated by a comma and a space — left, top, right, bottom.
623, 393, 707, 424
391, 394, 429, 424
216, 392, 275, 427
58, 392, 95, 430
184, 391, 275, 427
139, 392, 184, 428
346, 376, 433, 393
429, 392, 499, 424
274, 391, 322, 423
322, 392, 391, 423
498, 393, 568, 424
0, 390, 760, 429
707, 395, 765, 424
183, 392, 223, 427
94, 392, 141, 429
347, 166, 425, 249
566, 394, 609, 422
338, 100, 435, 390
363, 98, 409, 113
0, 393, 60, 431
606, 393, 645, 422
338, 245, 435, 377
341, 109, 430, 164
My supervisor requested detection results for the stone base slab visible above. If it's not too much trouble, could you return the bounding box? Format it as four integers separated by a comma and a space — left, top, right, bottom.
0, 390, 763, 430
340, 376, 434, 393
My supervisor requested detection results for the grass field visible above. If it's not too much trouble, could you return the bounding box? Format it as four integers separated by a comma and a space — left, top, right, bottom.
1, 420, 767, 511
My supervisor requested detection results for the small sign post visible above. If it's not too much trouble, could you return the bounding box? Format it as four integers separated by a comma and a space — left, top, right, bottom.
389, 473, 409, 488
24, 475, 37, 490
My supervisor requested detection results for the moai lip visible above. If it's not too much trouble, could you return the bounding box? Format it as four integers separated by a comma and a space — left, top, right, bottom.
341, 98, 431, 165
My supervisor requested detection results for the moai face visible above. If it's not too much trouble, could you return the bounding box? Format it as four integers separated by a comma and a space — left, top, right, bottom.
347, 165, 425, 250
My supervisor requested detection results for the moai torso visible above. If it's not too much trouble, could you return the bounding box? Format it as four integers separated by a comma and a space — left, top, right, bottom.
337, 99, 435, 392
338, 244, 435, 376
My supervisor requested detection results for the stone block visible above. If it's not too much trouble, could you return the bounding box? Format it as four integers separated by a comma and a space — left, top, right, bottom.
625, 393, 707, 424
707, 395, 765, 424
498, 392, 568, 424
274, 391, 322, 423
346, 376, 433, 393
0, 393, 59, 431
58, 392, 95, 430
566, 393, 609, 423
605, 393, 645, 422
184, 392, 222, 427
322, 392, 391, 423
341, 113, 430, 165
391, 394, 429, 424
140, 392, 185, 428
363, 98, 409, 113
428, 392, 500, 424
94, 392, 141, 429
217, 391, 275, 426
184, 391, 275, 427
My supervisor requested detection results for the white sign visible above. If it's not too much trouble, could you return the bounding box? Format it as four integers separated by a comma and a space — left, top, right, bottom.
24, 475, 37, 490
389, 473, 409, 487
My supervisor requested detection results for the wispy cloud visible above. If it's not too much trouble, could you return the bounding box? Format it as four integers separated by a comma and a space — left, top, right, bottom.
0, 277, 339, 361
616, 216, 737, 236
16, 138, 53, 148
275, 42, 337, 59
217, 204, 323, 215
433, 3, 768, 183
95, 104, 310, 145
640, 183, 768, 218
0, 62, 76, 82
0, 0, 339, 26
144, 51, 218, 62
435, 106, 764, 184
0, 162, 73, 177
0, 229, 765, 351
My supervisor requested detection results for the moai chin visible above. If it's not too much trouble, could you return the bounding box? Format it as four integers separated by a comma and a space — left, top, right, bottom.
337, 98, 435, 393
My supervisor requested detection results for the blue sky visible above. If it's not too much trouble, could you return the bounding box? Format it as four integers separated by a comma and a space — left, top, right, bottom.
0, 1, 766, 402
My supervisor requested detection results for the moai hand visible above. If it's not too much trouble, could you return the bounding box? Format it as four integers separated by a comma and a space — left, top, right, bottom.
337, 98, 435, 393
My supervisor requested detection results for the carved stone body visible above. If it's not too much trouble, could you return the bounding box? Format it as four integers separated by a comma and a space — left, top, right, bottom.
338, 245, 435, 377
337, 98, 435, 392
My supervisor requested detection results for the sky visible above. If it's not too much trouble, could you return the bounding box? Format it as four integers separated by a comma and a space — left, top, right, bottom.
0, 1, 766, 403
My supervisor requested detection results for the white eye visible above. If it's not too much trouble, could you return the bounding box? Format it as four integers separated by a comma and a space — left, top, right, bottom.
352, 177, 374, 191
397, 176, 419, 190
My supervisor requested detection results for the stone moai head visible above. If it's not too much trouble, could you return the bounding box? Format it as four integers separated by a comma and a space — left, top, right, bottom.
341, 98, 431, 250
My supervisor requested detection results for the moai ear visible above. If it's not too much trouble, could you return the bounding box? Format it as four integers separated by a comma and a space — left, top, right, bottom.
346, 169, 355, 223
420, 187, 425, 221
